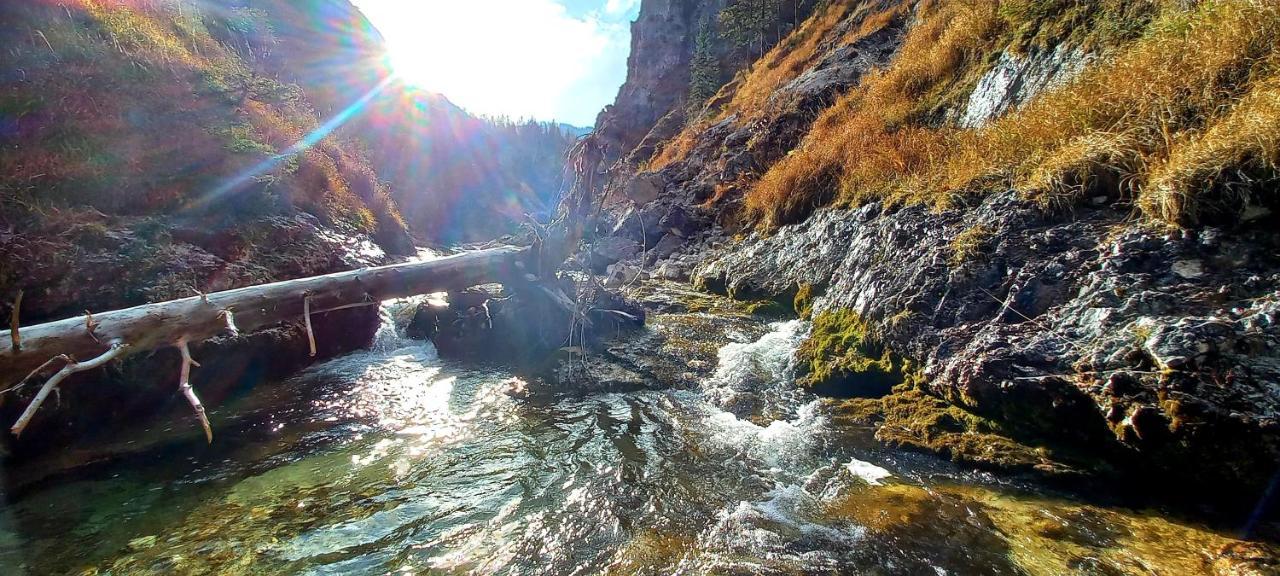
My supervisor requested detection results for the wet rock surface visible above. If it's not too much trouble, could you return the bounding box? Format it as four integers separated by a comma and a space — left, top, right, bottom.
695, 190, 1280, 508
959, 45, 1091, 128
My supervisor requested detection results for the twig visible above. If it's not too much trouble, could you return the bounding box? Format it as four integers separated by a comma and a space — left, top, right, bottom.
313, 301, 379, 314
84, 310, 99, 343
303, 293, 316, 357
0, 354, 70, 396
10, 289, 22, 352
177, 340, 212, 444
11, 341, 129, 437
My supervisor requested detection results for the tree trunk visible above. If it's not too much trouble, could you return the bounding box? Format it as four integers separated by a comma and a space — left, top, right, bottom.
0, 246, 530, 382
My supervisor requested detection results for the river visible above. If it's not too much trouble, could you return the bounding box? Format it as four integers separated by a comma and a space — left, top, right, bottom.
0, 287, 1267, 575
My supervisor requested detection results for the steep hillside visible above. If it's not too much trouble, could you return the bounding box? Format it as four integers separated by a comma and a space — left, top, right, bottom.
0, 0, 414, 325
0, 0, 574, 448
252, 0, 581, 243
595, 0, 1280, 511
0, 0, 577, 325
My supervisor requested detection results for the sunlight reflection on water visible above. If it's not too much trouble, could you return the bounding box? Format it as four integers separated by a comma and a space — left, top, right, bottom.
0, 302, 1268, 575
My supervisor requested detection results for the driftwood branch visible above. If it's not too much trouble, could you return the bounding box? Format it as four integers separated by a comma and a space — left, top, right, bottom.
177, 339, 212, 444
11, 341, 129, 437
0, 246, 529, 380
303, 293, 317, 357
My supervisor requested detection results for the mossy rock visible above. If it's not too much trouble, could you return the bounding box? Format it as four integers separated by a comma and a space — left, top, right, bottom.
793, 283, 817, 319
795, 309, 906, 398
829, 397, 886, 427
741, 299, 792, 317
876, 388, 1074, 475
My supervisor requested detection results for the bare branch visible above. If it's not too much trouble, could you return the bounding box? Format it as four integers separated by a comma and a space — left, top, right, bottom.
177, 340, 212, 444
303, 293, 317, 357
11, 341, 129, 437
1, 354, 70, 396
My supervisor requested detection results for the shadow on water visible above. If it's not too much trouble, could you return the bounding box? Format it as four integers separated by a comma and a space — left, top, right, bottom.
0, 293, 1276, 575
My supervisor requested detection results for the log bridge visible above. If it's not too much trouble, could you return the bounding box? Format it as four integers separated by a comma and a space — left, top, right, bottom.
0, 245, 532, 441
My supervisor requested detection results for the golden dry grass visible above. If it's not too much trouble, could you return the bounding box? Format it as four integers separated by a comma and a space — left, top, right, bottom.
746, 0, 1280, 228
645, 1, 905, 173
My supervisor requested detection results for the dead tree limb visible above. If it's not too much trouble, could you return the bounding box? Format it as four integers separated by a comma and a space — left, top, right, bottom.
303, 293, 317, 357
11, 341, 129, 437
177, 339, 212, 444
0, 246, 529, 381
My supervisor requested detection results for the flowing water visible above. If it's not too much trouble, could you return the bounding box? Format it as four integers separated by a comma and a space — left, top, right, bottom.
0, 291, 1270, 575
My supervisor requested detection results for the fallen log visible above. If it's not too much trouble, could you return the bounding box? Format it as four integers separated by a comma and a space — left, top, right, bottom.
0, 246, 529, 436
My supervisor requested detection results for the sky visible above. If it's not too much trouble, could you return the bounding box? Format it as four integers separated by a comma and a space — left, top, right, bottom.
352, 0, 642, 126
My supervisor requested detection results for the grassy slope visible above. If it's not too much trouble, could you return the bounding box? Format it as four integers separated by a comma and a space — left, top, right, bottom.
0, 0, 419, 324
0, 0, 404, 233
646, 0, 1280, 229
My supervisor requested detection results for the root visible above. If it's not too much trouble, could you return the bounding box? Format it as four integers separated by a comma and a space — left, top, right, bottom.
304, 293, 316, 357
177, 339, 212, 444
11, 341, 129, 437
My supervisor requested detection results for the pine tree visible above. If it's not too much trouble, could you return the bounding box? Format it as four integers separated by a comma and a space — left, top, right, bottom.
719, 0, 781, 59
687, 15, 722, 118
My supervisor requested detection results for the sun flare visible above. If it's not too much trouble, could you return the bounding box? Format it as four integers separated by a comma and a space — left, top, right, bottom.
353, 0, 635, 124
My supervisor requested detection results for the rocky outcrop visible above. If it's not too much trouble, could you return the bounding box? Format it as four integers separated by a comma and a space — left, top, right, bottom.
693, 191, 1280, 507
601, 5, 908, 259
577, 0, 1280, 515
958, 45, 1091, 128
597, 0, 715, 160
595, 0, 818, 163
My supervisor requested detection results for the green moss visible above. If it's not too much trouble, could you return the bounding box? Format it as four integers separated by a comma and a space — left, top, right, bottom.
742, 299, 790, 317
796, 309, 905, 397
877, 388, 1058, 472
829, 397, 885, 427
793, 283, 816, 319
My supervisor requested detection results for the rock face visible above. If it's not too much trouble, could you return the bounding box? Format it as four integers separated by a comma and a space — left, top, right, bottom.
586, 0, 1280, 511
694, 191, 1280, 504
600, 7, 908, 254
959, 46, 1091, 128
596, 0, 713, 160
594, 0, 818, 163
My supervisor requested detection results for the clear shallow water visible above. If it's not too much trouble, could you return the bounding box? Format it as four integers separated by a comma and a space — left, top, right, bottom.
0, 302, 1269, 575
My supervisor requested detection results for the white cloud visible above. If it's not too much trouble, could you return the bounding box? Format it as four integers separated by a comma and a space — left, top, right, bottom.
353, 0, 632, 125
604, 0, 641, 17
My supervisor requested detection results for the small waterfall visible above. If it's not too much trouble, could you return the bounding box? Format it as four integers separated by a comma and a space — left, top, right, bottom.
702, 319, 810, 422
370, 300, 413, 353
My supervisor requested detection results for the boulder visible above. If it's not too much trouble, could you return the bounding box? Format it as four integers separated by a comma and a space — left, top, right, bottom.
646, 233, 685, 265
624, 172, 666, 206
605, 263, 642, 288
589, 236, 642, 272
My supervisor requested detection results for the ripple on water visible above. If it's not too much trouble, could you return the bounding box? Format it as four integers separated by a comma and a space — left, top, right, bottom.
1, 296, 1275, 575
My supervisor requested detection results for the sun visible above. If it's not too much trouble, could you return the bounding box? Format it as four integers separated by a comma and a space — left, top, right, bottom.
353, 0, 620, 124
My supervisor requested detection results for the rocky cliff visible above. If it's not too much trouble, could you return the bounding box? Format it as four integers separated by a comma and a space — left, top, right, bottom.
591, 0, 1280, 514
595, 0, 818, 165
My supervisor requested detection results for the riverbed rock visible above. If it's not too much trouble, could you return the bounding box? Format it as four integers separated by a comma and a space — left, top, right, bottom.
695, 189, 1280, 508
